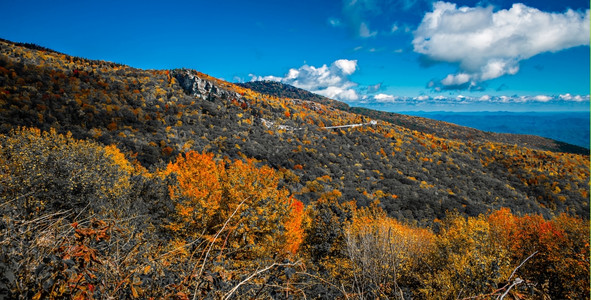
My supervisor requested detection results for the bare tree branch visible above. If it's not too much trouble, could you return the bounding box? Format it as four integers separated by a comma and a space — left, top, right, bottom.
223, 261, 301, 300
295, 271, 350, 299
499, 278, 523, 300
461, 251, 538, 300
192, 197, 249, 300
507, 251, 537, 283
496, 251, 537, 300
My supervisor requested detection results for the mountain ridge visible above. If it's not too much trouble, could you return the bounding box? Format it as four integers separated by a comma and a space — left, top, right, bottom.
0, 38, 588, 221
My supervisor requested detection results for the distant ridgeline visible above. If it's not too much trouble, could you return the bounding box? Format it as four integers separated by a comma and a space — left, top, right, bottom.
0, 38, 588, 221
406, 111, 590, 150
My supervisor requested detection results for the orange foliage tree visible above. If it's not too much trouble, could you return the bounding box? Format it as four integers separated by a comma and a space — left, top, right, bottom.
417, 209, 589, 299
165, 151, 303, 259
487, 208, 589, 299
283, 199, 305, 255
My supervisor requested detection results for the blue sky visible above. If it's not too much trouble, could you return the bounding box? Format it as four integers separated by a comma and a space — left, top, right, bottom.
0, 0, 589, 111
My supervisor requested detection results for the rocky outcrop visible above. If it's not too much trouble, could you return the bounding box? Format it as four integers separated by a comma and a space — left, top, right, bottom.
172, 69, 242, 101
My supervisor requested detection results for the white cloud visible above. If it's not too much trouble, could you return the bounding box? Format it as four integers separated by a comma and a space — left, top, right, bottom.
560, 93, 587, 102
441, 73, 471, 86
374, 93, 397, 102
322, 86, 360, 101
250, 59, 360, 101
249, 74, 283, 82
333, 59, 358, 75
359, 94, 590, 106
413, 2, 590, 89
534, 95, 552, 102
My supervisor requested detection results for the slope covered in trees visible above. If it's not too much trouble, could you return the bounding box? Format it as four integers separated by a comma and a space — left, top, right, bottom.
0, 39, 589, 299
0, 39, 587, 221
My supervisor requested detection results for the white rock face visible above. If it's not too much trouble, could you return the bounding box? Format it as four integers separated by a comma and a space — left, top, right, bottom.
172, 69, 242, 101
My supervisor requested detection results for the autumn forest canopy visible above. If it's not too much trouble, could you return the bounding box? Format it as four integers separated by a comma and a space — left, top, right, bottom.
0, 39, 589, 299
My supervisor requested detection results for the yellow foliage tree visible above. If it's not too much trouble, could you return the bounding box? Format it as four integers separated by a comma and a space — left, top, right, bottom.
344, 202, 434, 298
418, 212, 513, 299
0, 127, 134, 218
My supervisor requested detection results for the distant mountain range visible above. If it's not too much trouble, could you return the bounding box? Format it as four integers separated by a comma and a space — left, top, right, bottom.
405, 111, 590, 150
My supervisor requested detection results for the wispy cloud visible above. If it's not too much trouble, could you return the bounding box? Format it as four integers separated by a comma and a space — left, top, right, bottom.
340, 0, 427, 37
359, 22, 378, 37
366, 83, 382, 93
413, 2, 590, 90
328, 17, 342, 27
390, 23, 412, 34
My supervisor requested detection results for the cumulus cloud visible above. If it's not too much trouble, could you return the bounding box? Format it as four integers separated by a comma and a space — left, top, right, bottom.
333, 59, 357, 75
250, 59, 361, 101
413, 2, 590, 90
441, 73, 471, 86
559, 93, 586, 101
374, 93, 397, 102
534, 95, 552, 102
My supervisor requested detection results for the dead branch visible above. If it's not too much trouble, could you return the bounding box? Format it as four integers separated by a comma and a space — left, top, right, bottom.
223, 261, 301, 300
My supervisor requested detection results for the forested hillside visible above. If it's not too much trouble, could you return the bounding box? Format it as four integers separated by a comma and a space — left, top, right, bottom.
0, 39, 588, 299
